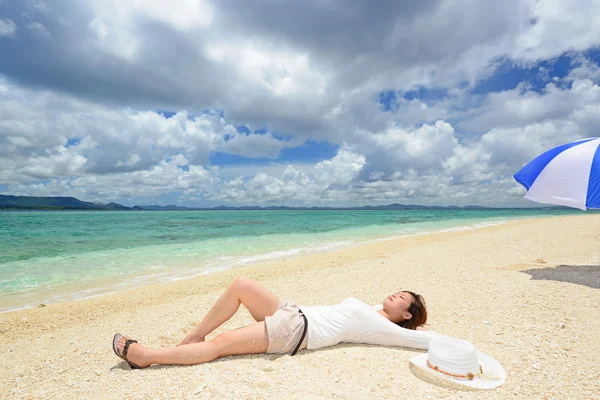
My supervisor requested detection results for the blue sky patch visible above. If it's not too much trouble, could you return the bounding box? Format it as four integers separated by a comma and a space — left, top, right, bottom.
66, 137, 81, 147
158, 110, 177, 118
472, 54, 574, 95
235, 125, 251, 134
235, 125, 270, 135
379, 90, 397, 111
158, 109, 224, 119
402, 87, 449, 102
379, 87, 449, 111
586, 48, 600, 64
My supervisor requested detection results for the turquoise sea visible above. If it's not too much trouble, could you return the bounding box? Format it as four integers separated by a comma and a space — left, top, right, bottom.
0, 209, 580, 312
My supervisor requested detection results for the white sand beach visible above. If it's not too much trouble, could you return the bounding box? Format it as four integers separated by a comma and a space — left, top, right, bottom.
1, 214, 599, 399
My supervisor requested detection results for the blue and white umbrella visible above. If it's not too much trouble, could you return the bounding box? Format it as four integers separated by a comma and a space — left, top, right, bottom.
514, 137, 600, 210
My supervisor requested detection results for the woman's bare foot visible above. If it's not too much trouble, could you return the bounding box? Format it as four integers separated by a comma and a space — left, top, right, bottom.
116, 335, 152, 368
177, 333, 205, 346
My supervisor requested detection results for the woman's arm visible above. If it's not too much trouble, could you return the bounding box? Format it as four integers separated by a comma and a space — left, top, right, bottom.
359, 325, 437, 350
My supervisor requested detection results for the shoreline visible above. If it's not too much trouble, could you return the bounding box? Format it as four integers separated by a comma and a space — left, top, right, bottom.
0, 215, 527, 313
1, 214, 599, 399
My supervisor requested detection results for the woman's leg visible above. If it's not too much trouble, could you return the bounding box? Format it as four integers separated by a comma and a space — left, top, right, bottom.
179, 277, 280, 345
117, 322, 268, 367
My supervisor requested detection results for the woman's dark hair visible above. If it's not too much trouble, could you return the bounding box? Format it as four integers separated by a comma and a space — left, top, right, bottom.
396, 291, 427, 330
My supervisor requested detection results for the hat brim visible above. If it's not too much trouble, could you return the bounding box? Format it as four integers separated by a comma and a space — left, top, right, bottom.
409, 352, 506, 390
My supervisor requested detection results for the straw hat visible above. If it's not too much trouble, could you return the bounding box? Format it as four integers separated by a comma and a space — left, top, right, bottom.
409, 334, 506, 390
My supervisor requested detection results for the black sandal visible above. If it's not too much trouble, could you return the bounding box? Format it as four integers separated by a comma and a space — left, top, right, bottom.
112, 333, 144, 369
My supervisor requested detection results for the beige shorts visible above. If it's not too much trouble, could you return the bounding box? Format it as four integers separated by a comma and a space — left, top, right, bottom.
265, 300, 308, 354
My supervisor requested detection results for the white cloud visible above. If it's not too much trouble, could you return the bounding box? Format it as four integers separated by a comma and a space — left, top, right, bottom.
94, 0, 214, 31
170, 154, 189, 167
0, 18, 16, 37
0, 79, 291, 183
314, 149, 366, 185
369, 121, 458, 168
26, 21, 51, 38
206, 42, 327, 99
7, 159, 217, 201
116, 153, 141, 167
441, 79, 600, 186
567, 55, 600, 82
209, 150, 366, 205
512, 0, 600, 62
218, 132, 298, 159
459, 78, 600, 133
18, 145, 88, 179
86, 0, 213, 59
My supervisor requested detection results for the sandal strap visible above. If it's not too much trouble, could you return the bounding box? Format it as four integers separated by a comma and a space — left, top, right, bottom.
123, 339, 138, 358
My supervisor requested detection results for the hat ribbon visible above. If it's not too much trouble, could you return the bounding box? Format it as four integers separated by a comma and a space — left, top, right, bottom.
426, 359, 501, 381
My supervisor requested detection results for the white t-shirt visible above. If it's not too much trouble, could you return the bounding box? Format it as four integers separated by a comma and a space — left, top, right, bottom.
300, 297, 436, 350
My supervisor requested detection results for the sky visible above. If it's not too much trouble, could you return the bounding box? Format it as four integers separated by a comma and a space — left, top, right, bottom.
1, 0, 599, 208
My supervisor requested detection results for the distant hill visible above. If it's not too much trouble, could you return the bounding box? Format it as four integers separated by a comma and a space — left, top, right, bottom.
0, 194, 200, 210
0, 195, 112, 210
0, 194, 537, 211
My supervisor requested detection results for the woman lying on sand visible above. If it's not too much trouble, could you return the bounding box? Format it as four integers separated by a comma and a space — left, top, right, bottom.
113, 277, 432, 369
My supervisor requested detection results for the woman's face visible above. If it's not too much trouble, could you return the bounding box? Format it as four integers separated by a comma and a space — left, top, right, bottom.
383, 291, 413, 322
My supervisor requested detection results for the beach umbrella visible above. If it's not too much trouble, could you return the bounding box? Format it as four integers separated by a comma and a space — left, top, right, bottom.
513, 137, 600, 210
